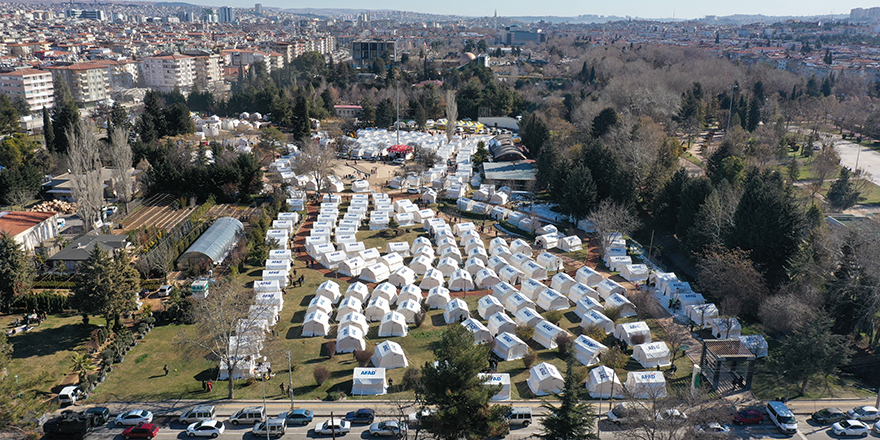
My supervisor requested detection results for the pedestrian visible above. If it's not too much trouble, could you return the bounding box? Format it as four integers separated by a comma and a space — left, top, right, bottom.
207, 380, 213, 392
163, 365, 169, 376
280, 382, 286, 395
202, 380, 207, 391
293, 269, 297, 277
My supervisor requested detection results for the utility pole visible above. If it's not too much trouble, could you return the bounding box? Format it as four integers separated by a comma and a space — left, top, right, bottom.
395, 79, 400, 145
287, 351, 294, 408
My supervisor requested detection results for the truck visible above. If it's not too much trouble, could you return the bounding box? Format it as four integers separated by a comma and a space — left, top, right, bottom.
42, 411, 97, 439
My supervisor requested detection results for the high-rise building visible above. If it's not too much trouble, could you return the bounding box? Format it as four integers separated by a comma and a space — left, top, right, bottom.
254, 3, 263, 15
46, 63, 110, 108
0, 69, 54, 113
219, 6, 235, 23
142, 54, 196, 93
351, 39, 396, 68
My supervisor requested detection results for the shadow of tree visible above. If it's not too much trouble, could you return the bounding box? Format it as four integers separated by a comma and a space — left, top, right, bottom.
10, 323, 91, 358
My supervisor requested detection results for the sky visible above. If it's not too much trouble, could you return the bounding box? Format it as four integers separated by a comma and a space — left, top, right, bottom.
246, 0, 863, 19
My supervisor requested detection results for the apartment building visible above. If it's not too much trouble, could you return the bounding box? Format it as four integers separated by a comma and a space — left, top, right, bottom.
191, 53, 222, 90
46, 63, 110, 107
0, 68, 54, 113
92, 59, 139, 90
142, 54, 196, 93
351, 39, 396, 68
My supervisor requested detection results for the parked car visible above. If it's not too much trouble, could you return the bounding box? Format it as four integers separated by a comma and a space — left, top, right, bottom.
873, 421, 880, 434
179, 405, 216, 425
228, 406, 266, 425
607, 402, 649, 425
280, 409, 313, 426
186, 419, 225, 438
847, 406, 880, 422
831, 419, 870, 437
84, 406, 110, 425
733, 409, 764, 425
406, 187, 422, 194
393, 158, 406, 165
122, 422, 159, 439
58, 386, 82, 405
369, 420, 407, 437
345, 409, 375, 425
252, 418, 286, 438
695, 423, 731, 435
812, 407, 846, 425
157, 285, 173, 297
115, 410, 154, 426
407, 409, 435, 427
314, 418, 351, 435
506, 407, 533, 427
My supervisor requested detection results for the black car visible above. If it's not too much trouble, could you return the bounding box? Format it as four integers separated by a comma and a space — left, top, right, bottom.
85, 407, 110, 425
811, 407, 846, 425
345, 409, 374, 425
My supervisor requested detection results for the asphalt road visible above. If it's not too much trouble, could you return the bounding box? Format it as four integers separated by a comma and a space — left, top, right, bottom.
834, 137, 880, 186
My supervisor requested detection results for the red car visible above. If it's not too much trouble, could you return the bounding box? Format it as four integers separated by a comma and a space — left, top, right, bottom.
733, 409, 764, 425
122, 422, 159, 439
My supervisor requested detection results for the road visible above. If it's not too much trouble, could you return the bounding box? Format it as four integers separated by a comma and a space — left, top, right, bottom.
833, 137, 880, 186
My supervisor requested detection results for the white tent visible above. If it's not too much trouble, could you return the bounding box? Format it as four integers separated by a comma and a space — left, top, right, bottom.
490, 204, 511, 218
587, 366, 624, 399
336, 326, 367, 353
396, 299, 422, 323
537, 289, 570, 312
412, 245, 435, 260
261, 270, 288, 288
466, 247, 489, 265
436, 236, 457, 252
475, 268, 501, 289
372, 282, 398, 303
536, 233, 559, 250
218, 357, 256, 380
302, 311, 330, 337
515, 307, 543, 327
306, 296, 333, 315
478, 295, 505, 319
256, 291, 284, 309
608, 256, 632, 272
651, 272, 678, 292
269, 248, 292, 260
620, 264, 650, 283
462, 318, 493, 345
316, 281, 341, 303
426, 286, 452, 309
573, 335, 608, 367
443, 298, 470, 323
351, 368, 387, 395
633, 342, 672, 368
360, 263, 391, 283
411, 236, 432, 252
421, 189, 438, 204
365, 297, 392, 321
625, 371, 667, 399
351, 179, 370, 192
359, 248, 382, 266
386, 242, 411, 257
397, 284, 422, 304
490, 282, 518, 302
454, 222, 477, 236
339, 312, 369, 334
498, 265, 525, 285
596, 279, 626, 299
439, 247, 463, 265
606, 293, 637, 318
537, 252, 563, 272
487, 311, 517, 336
448, 269, 475, 292
413, 209, 435, 222
389, 267, 417, 288
505, 293, 536, 314
710, 318, 742, 338
345, 282, 370, 302
575, 266, 604, 287
614, 321, 652, 346
558, 236, 583, 252
249, 305, 278, 326
339, 257, 367, 278
568, 283, 601, 304
491, 246, 512, 261
510, 239, 532, 256
533, 320, 569, 349
463, 237, 484, 254
686, 303, 719, 327
464, 257, 486, 276
493, 332, 529, 361
378, 311, 408, 337
663, 281, 693, 296
409, 254, 434, 275
675, 292, 706, 308
550, 272, 577, 293
420, 269, 445, 290
437, 257, 460, 277
254, 280, 281, 295
394, 212, 415, 227
527, 362, 565, 396
509, 252, 532, 270
581, 310, 615, 334
336, 297, 363, 319
479, 373, 511, 401
574, 296, 605, 321
520, 278, 548, 301
536, 224, 558, 236
489, 237, 508, 253
380, 253, 405, 272
372, 341, 408, 370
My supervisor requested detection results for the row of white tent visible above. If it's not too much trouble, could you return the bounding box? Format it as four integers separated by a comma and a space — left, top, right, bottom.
526, 360, 667, 398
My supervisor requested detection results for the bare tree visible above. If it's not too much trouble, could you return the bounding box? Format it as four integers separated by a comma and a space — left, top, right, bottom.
67, 121, 103, 231
445, 90, 457, 143
108, 127, 133, 212
616, 387, 734, 440
588, 200, 640, 251
177, 280, 276, 399
696, 248, 769, 319
810, 142, 840, 197
293, 138, 336, 194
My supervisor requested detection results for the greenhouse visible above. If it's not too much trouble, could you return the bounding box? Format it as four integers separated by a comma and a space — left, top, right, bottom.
177, 217, 244, 269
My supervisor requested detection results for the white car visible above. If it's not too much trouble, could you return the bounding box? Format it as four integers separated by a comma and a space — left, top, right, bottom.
873, 420, 880, 434
369, 420, 407, 437
314, 418, 351, 435
115, 409, 154, 426
186, 419, 225, 438
696, 423, 731, 434
831, 419, 870, 437
847, 406, 880, 422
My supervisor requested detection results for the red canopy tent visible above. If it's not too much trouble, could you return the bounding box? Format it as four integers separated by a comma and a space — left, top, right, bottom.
388, 145, 413, 154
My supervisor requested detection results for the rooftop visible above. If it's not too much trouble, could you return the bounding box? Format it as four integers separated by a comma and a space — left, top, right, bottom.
0, 211, 57, 237
482, 161, 536, 182
47, 234, 129, 262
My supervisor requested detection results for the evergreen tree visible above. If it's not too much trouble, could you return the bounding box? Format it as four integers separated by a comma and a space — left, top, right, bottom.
590, 107, 618, 139
580, 143, 635, 206
535, 141, 563, 193
360, 98, 375, 124
773, 317, 852, 395
375, 98, 395, 129
421, 325, 507, 440
675, 176, 713, 239
72, 246, 140, 328
539, 354, 597, 440
746, 96, 762, 131
320, 88, 335, 114
823, 49, 833, 65
50, 77, 80, 154
42, 107, 54, 151
826, 167, 861, 211
109, 102, 128, 132
164, 102, 196, 136
290, 95, 311, 141
560, 162, 597, 222
0, 94, 20, 135
520, 112, 550, 157
0, 232, 34, 313
652, 168, 690, 231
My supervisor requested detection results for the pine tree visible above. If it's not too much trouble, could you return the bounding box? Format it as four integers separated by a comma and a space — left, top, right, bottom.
0, 232, 34, 313
72, 246, 140, 328
561, 162, 597, 222
42, 106, 54, 150
539, 353, 597, 440
827, 167, 860, 211
50, 77, 80, 155
290, 95, 311, 141
520, 112, 550, 157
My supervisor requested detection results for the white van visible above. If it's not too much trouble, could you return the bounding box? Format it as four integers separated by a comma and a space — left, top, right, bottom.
253, 418, 286, 438
58, 386, 81, 405
506, 407, 532, 427
179, 405, 216, 424
766, 401, 798, 435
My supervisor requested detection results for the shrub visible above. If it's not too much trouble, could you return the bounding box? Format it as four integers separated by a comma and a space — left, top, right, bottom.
523, 349, 537, 369
630, 334, 647, 345
134, 353, 149, 364
354, 349, 374, 367
322, 341, 337, 359
601, 346, 628, 370
313, 366, 330, 386
101, 349, 115, 365
413, 310, 427, 328
555, 333, 572, 356
402, 367, 422, 391
544, 310, 563, 325
245, 377, 256, 386
603, 306, 622, 322
583, 324, 608, 342
326, 391, 347, 401
515, 325, 535, 341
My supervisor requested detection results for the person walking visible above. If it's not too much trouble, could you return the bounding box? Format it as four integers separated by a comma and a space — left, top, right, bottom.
279, 382, 286, 396
163, 365, 169, 376
207, 380, 213, 392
